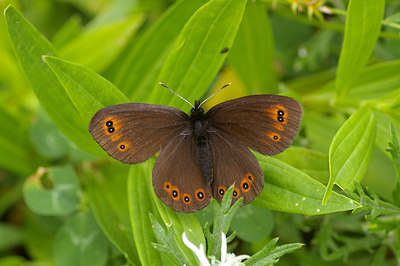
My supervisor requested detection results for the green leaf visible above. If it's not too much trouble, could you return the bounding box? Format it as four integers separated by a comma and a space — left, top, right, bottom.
245, 237, 303, 265
386, 123, 400, 206
230, 1, 277, 94
0, 223, 22, 252
207, 185, 243, 259
23, 165, 80, 216
335, 0, 385, 99
54, 211, 108, 266
127, 163, 163, 265
253, 156, 360, 215
273, 146, 329, 184
4, 5, 97, 154
86, 164, 139, 265
59, 15, 143, 73
347, 183, 400, 221
150, 214, 190, 265
0, 106, 36, 175
231, 205, 273, 243
324, 106, 376, 204
44, 56, 129, 124
151, 0, 248, 108
348, 60, 400, 100
30, 108, 71, 160
114, 0, 207, 100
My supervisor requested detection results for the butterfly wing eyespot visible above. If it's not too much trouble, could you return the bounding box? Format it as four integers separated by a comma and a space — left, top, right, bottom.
163, 182, 172, 193
195, 189, 206, 201
232, 187, 240, 199
241, 178, 251, 193
246, 173, 254, 184
182, 193, 192, 204
217, 186, 226, 197
170, 186, 180, 201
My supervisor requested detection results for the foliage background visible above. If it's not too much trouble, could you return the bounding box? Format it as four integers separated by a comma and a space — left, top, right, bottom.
1, 0, 400, 265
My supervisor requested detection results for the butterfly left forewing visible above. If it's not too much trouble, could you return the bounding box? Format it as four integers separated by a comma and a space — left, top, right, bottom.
207, 95, 302, 155
89, 103, 189, 164
208, 130, 264, 205
152, 131, 212, 213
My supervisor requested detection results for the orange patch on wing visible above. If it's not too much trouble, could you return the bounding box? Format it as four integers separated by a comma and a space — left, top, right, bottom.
111, 133, 122, 142
274, 123, 284, 131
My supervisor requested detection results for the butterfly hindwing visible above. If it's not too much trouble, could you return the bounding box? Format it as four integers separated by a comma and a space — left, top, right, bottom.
207, 95, 302, 155
208, 130, 264, 205
152, 132, 212, 213
89, 103, 189, 164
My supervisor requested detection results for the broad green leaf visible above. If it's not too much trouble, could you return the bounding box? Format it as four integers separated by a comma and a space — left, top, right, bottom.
128, 163, 163, 265
274, 146, 329, 184
230, 1, 277, 94
303, 112, 342, 153
348, 60, 400, 100
113, 0, 207, 100
335, 0, 385, 99
44, 56, 129, 124
151, 0, 248, 109
324, 106, 376, 204
86, 164, 139, 265
0, 107, 37, 176
30, 108, 71, 160
4, 5, 98, 154
23, 165, 80, 216
0, 223, 22, 252
52, 15, 82, 49
253, 156, 360, 215
59, 14, 143, 73
54, 211, 108, 266
231, 205, 273, 243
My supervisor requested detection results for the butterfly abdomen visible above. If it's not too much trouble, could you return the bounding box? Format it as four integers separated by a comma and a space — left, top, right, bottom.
191, 106, 214, 186
196, 136, 213, 185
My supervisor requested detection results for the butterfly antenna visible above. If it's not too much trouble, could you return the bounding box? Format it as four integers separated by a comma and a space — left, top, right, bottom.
159, 82, 195, 108
198, 83, 231, 108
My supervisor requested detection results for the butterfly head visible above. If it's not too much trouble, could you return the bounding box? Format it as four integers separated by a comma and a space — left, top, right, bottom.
190, 100, 205, 119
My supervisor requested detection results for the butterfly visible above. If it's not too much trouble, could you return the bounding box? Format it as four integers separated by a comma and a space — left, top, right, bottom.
89, 85, 302, 213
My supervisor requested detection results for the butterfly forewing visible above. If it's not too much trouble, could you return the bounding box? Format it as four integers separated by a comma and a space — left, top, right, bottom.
89, 103, 189, 164
153, 132, 212, 213
207, 95, 302, 155
208, 130, 264, 205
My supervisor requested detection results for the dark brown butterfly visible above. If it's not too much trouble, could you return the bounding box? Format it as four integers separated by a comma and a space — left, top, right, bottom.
89, 89, 302, 213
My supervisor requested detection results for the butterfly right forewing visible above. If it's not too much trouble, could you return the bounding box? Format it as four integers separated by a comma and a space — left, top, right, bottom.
207, 95, 302, 155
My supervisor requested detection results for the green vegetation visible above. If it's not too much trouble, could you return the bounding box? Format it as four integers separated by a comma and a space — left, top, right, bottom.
1, 0, 400, 265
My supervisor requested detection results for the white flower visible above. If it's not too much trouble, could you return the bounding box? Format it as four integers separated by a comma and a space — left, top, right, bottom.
182, 232, 250, 266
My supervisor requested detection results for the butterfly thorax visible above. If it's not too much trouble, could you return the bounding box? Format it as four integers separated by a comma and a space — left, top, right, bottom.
190, 101, 214, 185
